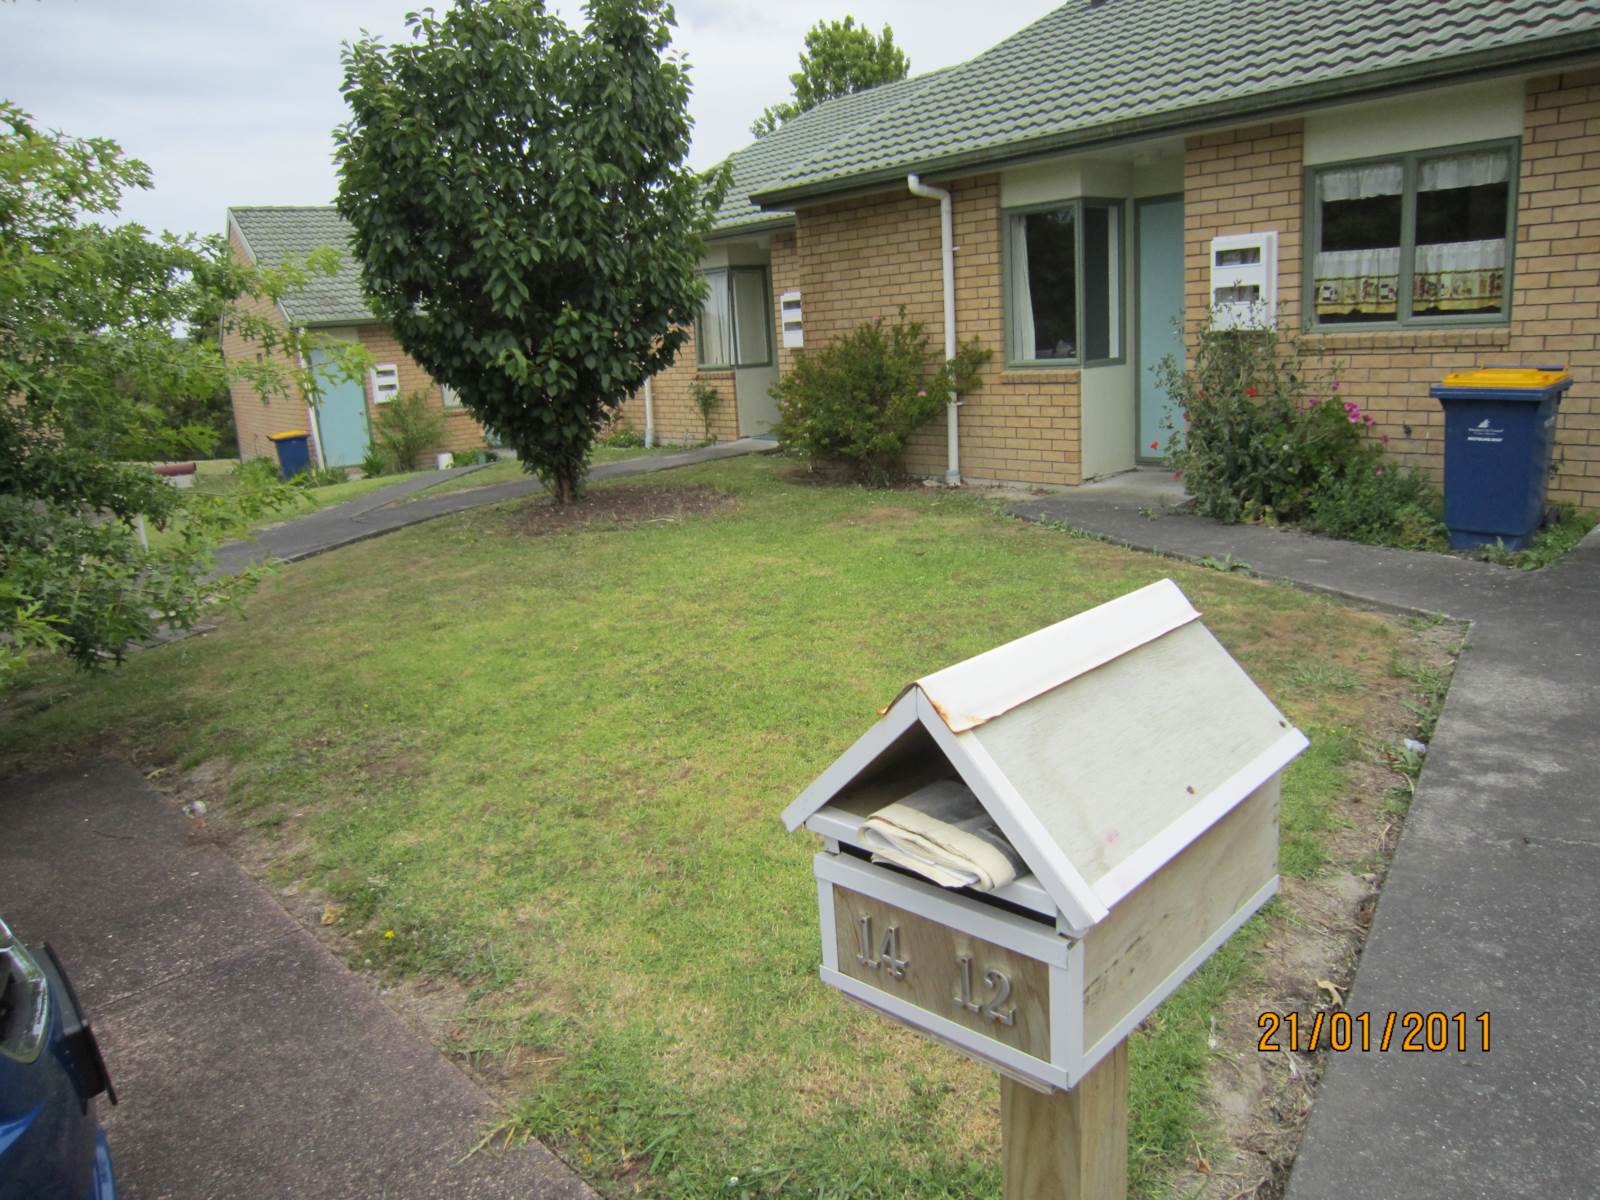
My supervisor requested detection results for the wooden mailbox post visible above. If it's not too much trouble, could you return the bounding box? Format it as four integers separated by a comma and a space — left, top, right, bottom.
782, 580, 1307, 1199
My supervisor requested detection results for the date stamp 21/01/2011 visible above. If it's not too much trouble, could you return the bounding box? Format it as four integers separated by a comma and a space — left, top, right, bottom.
1258, 1010, 1491, 1054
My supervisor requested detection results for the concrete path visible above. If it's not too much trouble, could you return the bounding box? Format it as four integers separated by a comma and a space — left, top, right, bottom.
1012, 470, 1600, 1200
0, 760, 595, 1200
214, 438, 775, 577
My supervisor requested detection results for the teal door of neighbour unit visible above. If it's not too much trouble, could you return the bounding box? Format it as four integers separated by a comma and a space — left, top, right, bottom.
308, 348, 370, 468
1137, 195, 1185, 460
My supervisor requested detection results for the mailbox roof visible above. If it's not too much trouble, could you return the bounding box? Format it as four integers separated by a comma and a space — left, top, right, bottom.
782, 579, 1308, 935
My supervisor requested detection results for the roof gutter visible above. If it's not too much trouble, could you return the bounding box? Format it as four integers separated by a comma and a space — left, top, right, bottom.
753, 31, 1600, 210
907, 174, 961, 486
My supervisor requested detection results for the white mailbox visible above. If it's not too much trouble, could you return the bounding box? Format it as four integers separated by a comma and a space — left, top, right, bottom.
780, 289, 804, 349
783, 579, 1306, 1092
1209, 232, 1278, 330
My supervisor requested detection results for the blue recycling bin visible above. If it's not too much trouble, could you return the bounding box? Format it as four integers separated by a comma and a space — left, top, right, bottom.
267, 429, 312, 481
1428, 366, 1573, 551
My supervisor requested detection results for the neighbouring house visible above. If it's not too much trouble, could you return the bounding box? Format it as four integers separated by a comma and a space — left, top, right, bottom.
223, 206, 491, 469
624, 0, 1600, 510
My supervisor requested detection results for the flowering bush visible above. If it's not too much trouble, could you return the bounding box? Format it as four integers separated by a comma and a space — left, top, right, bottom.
1157, 319, 1401, 525
773, 310, 990, 485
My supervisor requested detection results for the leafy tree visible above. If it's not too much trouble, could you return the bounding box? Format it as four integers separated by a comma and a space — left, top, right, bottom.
751, 16, 910, 137
334, 0, 725, 503
0, 102, 363, 684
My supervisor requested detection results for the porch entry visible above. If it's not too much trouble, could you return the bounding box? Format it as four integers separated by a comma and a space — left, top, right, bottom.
307, 348, 370, 468
1136, 195, 1184, 460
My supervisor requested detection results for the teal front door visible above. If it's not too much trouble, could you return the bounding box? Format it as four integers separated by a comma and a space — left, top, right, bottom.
308, 348, 371, 468
1137, 195, 1185, 460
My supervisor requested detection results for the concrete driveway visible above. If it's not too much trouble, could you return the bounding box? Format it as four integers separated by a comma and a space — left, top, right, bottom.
0, 760, 594, 1200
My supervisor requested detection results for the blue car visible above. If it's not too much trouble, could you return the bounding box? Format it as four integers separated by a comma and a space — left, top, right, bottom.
0, 915, 116, 1200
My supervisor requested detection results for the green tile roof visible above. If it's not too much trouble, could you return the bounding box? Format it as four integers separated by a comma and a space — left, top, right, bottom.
228, 206, 373, 326
752, 0, 1600, 208
712, 71, 949, 232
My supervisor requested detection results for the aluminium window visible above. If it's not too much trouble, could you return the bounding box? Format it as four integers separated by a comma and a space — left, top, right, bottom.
696, 267, 773, 369
1005, 198, 1123, 366
1309, 140, 1516, 327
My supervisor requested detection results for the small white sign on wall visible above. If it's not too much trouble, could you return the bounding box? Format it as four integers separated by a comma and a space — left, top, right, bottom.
780, 290, 804, 349
1209, 232, 1278, 330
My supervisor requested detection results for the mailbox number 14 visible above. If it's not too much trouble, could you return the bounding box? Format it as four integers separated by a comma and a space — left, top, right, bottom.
853, 915, 1016, 1026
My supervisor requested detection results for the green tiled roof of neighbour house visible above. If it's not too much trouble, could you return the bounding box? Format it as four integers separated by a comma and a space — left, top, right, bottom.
750, 0, 1600, 208
228, 206, 373, 326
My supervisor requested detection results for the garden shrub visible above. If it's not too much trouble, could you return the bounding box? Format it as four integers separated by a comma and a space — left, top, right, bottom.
371, 388, 446, 473
1305, 462, 1447, 550
597, 422, 645, 449
1156, 319, 1447, 546
773, 311, 991, 485
690, 381, 721, 440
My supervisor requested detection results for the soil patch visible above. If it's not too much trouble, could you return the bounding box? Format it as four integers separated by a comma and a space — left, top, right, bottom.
505, 484, 735, 536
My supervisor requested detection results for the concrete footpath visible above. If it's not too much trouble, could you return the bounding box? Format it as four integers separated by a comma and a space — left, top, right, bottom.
0, 761, 595, 1200
213, 438, 775, 577
1013, 471, 1600, 1200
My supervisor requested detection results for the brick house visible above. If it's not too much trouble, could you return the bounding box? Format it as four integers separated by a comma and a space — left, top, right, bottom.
224, 206, 490, 469
627, 0, 1600, 509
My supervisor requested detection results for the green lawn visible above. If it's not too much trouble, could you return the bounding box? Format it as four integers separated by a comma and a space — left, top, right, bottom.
2, 456, 1442, 1198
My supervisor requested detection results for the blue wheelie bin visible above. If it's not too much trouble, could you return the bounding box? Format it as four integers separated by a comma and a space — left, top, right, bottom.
1428, 366, 1573, 551
267, 429, 312, 481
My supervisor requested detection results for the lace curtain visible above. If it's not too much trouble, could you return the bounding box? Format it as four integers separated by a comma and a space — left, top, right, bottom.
1314, 152, 1509, 318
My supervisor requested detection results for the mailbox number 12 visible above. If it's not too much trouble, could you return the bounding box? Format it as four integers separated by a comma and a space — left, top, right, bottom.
955, 954, 1016, 1026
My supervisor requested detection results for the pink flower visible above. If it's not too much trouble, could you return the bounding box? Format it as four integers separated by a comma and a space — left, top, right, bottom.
1308, 397, 1321, 407
1364, 415, 1375, 426
1150, 441, 1160, 450
1380, 434, 1390, 444
917, 389, 928, 398
1246, 387, 1258, 398
1347, 413, 1360, 424
1332, 382, 1341, 392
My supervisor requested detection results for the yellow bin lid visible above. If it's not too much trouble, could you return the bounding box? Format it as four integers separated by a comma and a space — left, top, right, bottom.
1439, 366, 1570, 389
268, 429, 309, 440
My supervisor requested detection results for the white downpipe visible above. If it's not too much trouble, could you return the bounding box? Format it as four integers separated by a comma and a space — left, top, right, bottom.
907, 174, 960, 485
643, 376, 656, 448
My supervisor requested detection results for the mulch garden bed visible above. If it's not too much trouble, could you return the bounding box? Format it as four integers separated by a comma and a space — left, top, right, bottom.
505, 483, 737, 537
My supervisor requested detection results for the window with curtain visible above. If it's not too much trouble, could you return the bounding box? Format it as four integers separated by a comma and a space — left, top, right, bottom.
1312, 142, 1514, 326
696, 267, 771, 368
1007, 200, 1122, 365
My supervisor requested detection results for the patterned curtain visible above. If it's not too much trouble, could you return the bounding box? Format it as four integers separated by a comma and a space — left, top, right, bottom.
1313, 164, 1402, 318
1414, 150, 1510, 313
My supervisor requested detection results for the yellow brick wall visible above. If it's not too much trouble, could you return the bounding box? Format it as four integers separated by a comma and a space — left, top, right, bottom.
224, 227, 312, 463
618, 335, 742, 443
793, 176, 1082, 487
353, 325, 489, 466
1183, 67, 1600, 510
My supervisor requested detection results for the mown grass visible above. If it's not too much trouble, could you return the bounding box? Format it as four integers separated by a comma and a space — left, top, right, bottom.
1, 456, 1436, 1198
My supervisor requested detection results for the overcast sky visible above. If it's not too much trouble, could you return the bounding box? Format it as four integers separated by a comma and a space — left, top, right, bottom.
1, 1, 1060, 240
